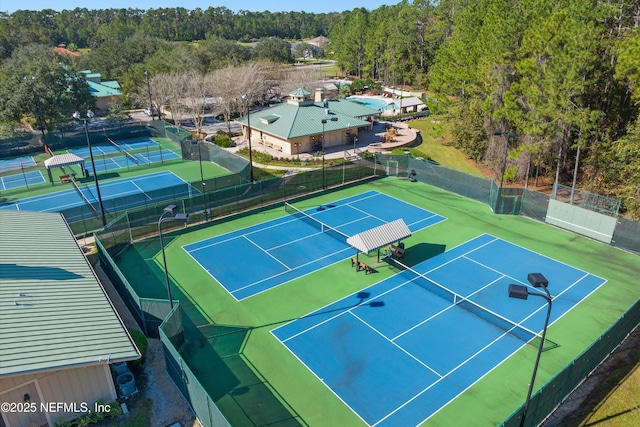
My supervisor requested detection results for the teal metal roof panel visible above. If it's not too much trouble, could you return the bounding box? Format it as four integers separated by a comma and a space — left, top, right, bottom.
0, 211, 140, 377
238, 99, 375, 140
87, 80, 122, 98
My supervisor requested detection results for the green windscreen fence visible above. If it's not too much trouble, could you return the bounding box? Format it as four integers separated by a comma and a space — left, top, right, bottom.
160, 308, 306, 427
96, 237, 173, 338
499, 298, 640, 427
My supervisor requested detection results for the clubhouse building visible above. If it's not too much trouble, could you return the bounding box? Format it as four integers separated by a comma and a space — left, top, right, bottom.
236, 88, 379, 156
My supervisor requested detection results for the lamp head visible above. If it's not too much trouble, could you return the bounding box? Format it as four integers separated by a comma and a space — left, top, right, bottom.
527, 273, 549, 288
331, 117, 338, 122
508, 284, 529, 300
174, 213, 189, 223
242, 94, 248, 101
73, 111, 81, 120
163, 205, 178, 215
87, 110, 94, 119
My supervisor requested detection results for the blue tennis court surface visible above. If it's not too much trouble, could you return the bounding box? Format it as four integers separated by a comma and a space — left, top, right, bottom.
184, 191, 446, 300
0, 171, 194, 222
67, 138, 159, 158
272, 234, 606, 427
0, 170, 45, 190
0, 156, 36, 173
84, 149, 180, 174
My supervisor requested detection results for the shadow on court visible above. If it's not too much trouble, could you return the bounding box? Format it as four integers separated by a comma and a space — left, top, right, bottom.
173, 292, 386, 427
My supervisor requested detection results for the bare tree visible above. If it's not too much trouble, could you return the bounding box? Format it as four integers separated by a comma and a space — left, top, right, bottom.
182, 70, 210, 138
207, 63, 268, 132
150, 72, 189, 127
281, 66, 325, 96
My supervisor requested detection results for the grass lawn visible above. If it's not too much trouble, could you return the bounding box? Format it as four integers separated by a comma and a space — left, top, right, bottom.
404, 117, 486, 176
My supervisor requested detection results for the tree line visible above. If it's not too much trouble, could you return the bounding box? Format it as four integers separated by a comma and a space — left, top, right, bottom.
0, 7, 339, 58
332, 0, 640, 219
1, 1, 639, 217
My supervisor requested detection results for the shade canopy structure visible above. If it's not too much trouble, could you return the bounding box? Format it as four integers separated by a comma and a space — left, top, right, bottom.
347, 218, 411, 255
43, 153, 85, 184
44, 153, 85, 170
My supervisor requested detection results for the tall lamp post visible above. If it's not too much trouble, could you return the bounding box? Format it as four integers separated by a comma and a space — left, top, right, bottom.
508, 273, 553, 427
144, 71, 154, 120
73, 110, 107, 227
321, 117, 338, 189
158, 205, 189, 309
241, 94, 254, 183
191, 139, 207, 220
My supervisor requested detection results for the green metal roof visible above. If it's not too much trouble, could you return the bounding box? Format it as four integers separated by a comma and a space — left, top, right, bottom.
0, 211, 139, 377
238, 98, 377, 139
87, 79, 121, 98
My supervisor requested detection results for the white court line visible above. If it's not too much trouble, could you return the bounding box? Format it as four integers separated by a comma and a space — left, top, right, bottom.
243, 234, 291, 269
349, 310, 443, 378
130, 181, 152, 200
232, 246, 353, 295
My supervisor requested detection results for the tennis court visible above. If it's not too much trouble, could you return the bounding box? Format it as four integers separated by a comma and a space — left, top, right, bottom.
0, 171, 195, 221
67, 137, 159, 158
0, 156, 36, 173
84, 149, 181, 173
183, 191, 446, 300
0, 170, 45, 190
273, 233, 606, 427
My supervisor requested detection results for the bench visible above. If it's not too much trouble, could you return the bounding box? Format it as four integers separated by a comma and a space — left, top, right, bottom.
358, 261, 374, 274
351, 257, 358, 268
59, 173, 77, 183
388, 244, 405, 259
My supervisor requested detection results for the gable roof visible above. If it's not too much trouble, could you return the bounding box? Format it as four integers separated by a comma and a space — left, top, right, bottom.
347, 219, 411, 253
80, 70, 122, 98
237, 98, 378, 140
0, 210, 139, 377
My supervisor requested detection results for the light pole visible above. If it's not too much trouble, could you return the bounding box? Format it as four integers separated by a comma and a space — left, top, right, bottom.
508, 273, 553, 427
321, 117, 338, 189
192, 139, 207, 220
144, 71, 154, 120
241, 94, 254, 183
158, 205, 189, 309
73, 110, 107, 227
492, 130, 516, 190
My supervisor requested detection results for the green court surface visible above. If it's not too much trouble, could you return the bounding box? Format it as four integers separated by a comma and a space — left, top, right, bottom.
0, 138, 228, 203
116, 178, 640, 426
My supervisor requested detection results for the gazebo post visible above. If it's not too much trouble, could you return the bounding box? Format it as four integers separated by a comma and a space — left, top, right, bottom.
47, 168, 53, 185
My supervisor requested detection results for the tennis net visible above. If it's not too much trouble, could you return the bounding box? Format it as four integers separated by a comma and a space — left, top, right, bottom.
284, 202, 349, 244
398, 262, 537, 343
70, 177, 98, 216
108, 138, 140, 165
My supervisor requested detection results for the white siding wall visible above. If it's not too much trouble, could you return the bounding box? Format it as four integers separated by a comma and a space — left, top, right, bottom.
0, 364, 116, 427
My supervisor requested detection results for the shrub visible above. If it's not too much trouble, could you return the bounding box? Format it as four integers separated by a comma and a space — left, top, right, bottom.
128, 328, 148, 365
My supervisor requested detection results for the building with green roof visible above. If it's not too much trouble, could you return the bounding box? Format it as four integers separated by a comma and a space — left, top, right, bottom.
0, 210, 140, 427
80, 70, 122, 114
236, 88, 379, 156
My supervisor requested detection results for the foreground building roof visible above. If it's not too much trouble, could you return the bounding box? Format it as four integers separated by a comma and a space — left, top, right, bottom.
0, 210, 139, 377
